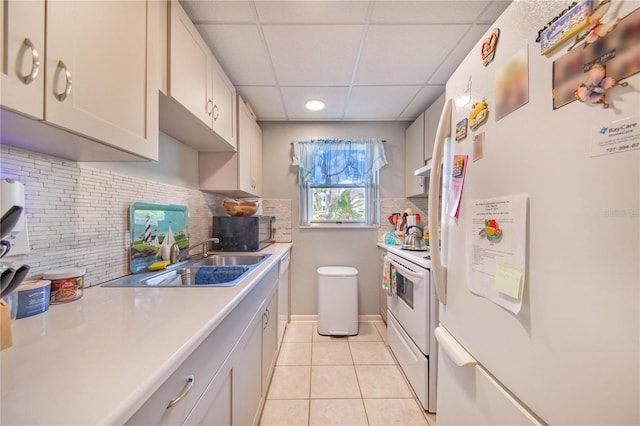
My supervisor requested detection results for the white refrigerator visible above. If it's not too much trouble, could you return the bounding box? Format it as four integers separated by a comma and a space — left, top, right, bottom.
426, 1, 640, 424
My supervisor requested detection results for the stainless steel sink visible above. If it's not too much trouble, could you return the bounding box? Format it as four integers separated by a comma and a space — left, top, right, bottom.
102, 254, 271, 288
192, 254, 267, 266
140, 266, 250, 287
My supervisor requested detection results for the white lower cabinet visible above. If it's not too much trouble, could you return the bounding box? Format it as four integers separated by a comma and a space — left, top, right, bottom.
232, 302, 266, 426
262, 290, 278, 394
277, 249, 290, 349
185, 304, 265, 426
184, 365, 232, 426
126, 265, 279, 426
378, 247, 387, 323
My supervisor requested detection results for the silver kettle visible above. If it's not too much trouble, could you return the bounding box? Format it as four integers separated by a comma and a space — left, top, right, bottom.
401, 225, 428, 251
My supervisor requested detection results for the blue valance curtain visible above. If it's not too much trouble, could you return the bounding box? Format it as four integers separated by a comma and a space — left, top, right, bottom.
291, 138, 387, 185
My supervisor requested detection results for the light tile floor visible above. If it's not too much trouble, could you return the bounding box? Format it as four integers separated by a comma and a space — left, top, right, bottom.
259, 322, 437, 426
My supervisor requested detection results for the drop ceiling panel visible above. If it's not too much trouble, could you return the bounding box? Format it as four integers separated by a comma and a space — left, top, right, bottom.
399, 85, 445, 119
177, 0, 513, 121
370, 1, 492, 24
479, 0, 512, 23
355, 24, 469, 85
236, 86, 286, 120
263, 25, 363, 85
180, 0, 254, 23
255, 1, 370, 23
344, 86, 422, 119
281, 86, 349, 120
428, 24, 491, 85
197, 24, 275, 86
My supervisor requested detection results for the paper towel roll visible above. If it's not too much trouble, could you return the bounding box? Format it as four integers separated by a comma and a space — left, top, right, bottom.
1, 179, 26, 232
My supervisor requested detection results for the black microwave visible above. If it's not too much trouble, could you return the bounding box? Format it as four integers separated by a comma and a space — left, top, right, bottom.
212, 216, 273, 251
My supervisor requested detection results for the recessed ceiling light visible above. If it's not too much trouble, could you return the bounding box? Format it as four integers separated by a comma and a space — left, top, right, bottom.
305, 100, 325, 111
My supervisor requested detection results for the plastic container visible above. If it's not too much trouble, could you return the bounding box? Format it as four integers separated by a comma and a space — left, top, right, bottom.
43, 268, 86, 304
13, 279, 51, 319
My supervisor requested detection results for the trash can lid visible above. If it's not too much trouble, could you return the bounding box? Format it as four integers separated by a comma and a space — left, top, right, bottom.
317, 266, 358, 277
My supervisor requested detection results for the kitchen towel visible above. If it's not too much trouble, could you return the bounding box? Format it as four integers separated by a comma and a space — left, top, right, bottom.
194, 266, 247, 286
382, 255, 391, 295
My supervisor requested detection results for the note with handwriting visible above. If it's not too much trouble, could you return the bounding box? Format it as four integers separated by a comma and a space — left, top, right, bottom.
494, 262, 523, 299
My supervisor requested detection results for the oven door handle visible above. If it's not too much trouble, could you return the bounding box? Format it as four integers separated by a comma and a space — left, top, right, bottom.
389, 259, 424, 284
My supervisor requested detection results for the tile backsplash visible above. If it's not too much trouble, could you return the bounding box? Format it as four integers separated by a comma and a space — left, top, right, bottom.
0, 146, 227, 287
378, 197, 428, 242
263, 199, 292, 243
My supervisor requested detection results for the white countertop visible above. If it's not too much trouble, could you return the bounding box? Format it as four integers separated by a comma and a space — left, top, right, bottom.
0, 243, 292, 426
377, 243, 432, 269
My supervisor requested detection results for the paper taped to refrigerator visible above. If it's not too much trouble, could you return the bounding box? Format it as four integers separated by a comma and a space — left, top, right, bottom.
466, 194, 528, 314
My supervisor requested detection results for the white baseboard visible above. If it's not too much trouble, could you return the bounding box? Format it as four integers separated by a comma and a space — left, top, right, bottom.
289, 314, 384, 323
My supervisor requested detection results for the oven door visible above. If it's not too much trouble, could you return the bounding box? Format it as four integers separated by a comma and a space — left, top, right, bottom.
387, 253, 431, 355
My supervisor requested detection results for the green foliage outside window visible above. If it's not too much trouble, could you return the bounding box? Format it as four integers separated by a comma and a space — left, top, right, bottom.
312, 188, 365, 221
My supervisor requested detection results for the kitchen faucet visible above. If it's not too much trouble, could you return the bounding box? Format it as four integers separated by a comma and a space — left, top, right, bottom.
170, 238, 219, 264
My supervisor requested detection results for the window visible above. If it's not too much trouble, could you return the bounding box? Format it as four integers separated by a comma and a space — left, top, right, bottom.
292, 138, 387, 227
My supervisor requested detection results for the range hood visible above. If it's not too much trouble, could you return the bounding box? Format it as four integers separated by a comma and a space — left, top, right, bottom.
414, 158, 433, 177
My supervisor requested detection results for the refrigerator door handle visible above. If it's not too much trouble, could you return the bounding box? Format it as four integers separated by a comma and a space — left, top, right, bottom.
428, 98, 453, 304
435, 325, 476, 367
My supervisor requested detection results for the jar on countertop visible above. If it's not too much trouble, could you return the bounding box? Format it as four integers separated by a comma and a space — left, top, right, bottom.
43, 268, 86, 304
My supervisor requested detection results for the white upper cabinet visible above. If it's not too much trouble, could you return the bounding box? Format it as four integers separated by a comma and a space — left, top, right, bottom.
199, 96, 262, 197
238, 99, 263, 196
161, 0, 236, 152
45, 1, 158, 160
210, 60, 237, 146
168, 0, 211, 127
1, 0, 161, 161
405, 112, 425, 197
405, 92, 446, 197
0, 0, 45, 120
425, 93, 445, 162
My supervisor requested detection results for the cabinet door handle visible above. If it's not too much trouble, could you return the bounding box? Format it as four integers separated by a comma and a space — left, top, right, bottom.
54, 60, 73, 102
166, 374, 195, 409
206, 99, 213, 116
20, 38, 41, 85
212, 104, 219, 121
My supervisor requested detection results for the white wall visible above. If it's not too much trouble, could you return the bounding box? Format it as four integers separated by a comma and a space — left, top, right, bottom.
260, 121, 409, 316
82, 132, 200, 189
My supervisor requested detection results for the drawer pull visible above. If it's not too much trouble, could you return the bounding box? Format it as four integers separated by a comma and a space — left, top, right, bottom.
166, 374, 195, 409
55, 60, 73, 102
212, 104, 219, 121
206, 99, 213, 116
21, 38, 41, 84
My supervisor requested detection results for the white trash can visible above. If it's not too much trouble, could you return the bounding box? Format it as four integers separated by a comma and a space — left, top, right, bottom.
317, 266, 358, 336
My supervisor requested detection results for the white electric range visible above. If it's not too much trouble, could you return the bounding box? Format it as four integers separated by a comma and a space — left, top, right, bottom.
380, 243, 438, 413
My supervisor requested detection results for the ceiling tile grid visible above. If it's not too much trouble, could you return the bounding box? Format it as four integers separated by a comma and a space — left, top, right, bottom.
181, 0, 511, 121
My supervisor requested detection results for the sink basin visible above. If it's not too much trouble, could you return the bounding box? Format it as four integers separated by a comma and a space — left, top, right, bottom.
101, 253, 271, 288
192, 254, 267, 266
141, 266, 250, 287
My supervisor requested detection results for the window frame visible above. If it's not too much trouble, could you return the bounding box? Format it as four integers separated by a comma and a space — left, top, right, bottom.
299, 169, 381, 228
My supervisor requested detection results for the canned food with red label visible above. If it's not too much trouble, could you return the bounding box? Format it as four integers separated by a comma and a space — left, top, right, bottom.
43, 268, 86, 304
